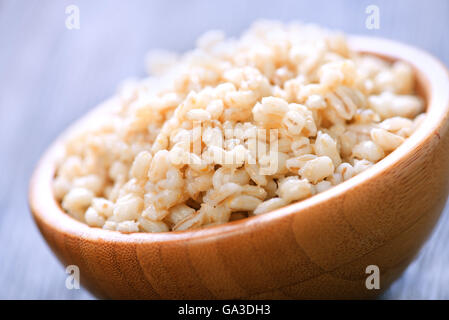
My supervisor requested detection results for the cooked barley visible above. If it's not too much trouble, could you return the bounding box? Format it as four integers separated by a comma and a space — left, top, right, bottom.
54, 21, 425, 232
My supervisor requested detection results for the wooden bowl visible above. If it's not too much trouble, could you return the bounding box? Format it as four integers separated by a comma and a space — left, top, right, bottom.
29, 36, 449, 299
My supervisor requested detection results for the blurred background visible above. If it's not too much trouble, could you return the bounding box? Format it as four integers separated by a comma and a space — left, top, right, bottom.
1, 0, 449, 299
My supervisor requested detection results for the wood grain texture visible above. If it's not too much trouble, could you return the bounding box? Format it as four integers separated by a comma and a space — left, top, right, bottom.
1, 0, 449, 299
29, 37, 449, 299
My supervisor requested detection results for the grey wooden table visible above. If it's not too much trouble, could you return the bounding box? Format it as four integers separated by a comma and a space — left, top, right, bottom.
1, 0, 448, 299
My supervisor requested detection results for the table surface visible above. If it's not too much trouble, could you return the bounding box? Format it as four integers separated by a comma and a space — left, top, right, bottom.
1, 0, 449, 299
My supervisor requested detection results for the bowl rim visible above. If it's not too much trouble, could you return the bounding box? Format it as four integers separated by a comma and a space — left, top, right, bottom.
29, 35, 449, 244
